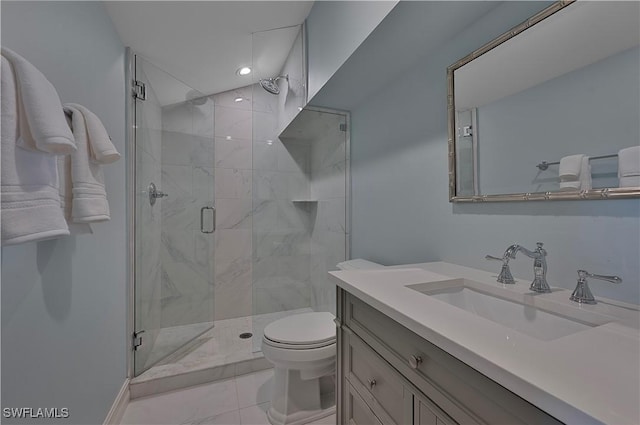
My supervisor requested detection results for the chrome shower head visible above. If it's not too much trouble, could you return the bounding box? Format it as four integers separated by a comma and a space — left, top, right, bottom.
259, 74, 288, 95
186, 89, 207, 105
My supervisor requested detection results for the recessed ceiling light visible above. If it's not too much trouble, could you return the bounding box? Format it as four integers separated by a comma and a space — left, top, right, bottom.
266, 139, 273, 145
226, 136, 232, 140
237, 67, 251, 76
234, 97, 244, 103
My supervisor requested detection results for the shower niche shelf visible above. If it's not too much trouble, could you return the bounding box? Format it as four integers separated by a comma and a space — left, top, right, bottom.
292, 200, 318, 210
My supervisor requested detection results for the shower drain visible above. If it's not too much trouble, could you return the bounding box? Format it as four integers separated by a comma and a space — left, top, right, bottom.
239, 332, 253, 339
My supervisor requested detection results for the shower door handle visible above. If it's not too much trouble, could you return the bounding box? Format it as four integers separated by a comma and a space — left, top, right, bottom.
200, 206, 215, 234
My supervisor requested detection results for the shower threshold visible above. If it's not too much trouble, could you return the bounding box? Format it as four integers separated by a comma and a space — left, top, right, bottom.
130, 308, 312, 398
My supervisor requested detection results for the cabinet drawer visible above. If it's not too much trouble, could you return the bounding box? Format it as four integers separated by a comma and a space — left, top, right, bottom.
346, 382, 383, 425
344, 331, 412, 425
344, 293, 562, 425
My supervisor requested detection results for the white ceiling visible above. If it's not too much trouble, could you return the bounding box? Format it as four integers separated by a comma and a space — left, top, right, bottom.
105, 1, 313, 105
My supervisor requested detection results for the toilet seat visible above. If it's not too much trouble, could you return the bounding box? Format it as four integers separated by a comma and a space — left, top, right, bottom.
263, 337, 335, 350
263, 312, 336, 350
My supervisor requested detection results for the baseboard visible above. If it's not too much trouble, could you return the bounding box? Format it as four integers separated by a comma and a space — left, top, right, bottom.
103, 379, 130, 425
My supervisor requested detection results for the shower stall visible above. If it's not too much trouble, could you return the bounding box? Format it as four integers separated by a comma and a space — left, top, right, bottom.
129, 25, 349, 392
131, 54, 216, 376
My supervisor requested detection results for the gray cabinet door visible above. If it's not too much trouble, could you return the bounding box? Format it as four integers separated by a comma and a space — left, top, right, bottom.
344, 330, 413, 425
345, 382, 384, 425
414, 392, 458, 425
416, 401, 438, 425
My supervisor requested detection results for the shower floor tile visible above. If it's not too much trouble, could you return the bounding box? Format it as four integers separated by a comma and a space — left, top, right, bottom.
132, 308, 312, 395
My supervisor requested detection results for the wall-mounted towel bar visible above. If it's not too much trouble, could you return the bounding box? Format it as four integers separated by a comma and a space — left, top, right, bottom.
537, 154, 618, 171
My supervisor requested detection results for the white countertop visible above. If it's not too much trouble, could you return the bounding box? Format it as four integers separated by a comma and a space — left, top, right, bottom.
329, 262, 640, 425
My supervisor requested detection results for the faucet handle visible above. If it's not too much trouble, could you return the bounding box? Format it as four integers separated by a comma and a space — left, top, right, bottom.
485, 255, 507, 262
577, 270, 622, 284
485, 255, 516, 284
570, 270, 622, 304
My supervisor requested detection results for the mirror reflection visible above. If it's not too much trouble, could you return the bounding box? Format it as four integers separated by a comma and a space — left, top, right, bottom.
451, 1, 640, 199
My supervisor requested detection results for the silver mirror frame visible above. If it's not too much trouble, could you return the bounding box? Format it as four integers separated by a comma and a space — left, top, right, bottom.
447, 0, 640, 203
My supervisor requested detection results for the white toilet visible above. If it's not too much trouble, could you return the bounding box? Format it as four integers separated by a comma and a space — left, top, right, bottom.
262, 259, 384, 425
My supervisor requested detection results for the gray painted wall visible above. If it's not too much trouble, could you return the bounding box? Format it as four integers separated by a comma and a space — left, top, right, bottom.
348, 1, 640, 304
1, 2, 127, 424
306, 1, 398, 100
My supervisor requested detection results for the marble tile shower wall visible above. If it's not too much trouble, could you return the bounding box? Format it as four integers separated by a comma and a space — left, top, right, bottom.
161, 97, 215, 327
252, 89, 314, 315
156, 83, 346, 324
309, 112, 347, 315
212, 85, 256, 320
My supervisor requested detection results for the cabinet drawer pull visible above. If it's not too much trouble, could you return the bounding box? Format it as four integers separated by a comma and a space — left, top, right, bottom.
367, 379, 377, 389
409, 355, 423, 369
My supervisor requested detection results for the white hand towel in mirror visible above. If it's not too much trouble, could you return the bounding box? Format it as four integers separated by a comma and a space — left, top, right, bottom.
618, 146, 640, 178
559, 180, 581, 191
1, 47, 75, 155
559, 154, 585, 179
620, 176, 640, 188
579, 156, 592, 190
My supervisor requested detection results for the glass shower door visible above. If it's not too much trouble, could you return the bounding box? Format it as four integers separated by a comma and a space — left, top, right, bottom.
133, 55, 215, 375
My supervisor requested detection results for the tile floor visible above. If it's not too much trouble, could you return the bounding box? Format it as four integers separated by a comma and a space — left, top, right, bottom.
136, 309, 313, 383
121, 369, 336, 425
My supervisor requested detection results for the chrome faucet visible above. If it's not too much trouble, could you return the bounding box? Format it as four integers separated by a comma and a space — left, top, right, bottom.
504, 242, 550, 293
485, 254, 516, 284
570, 270, 622, 304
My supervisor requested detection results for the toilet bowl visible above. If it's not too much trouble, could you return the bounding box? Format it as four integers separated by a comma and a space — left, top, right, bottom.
262, 312, 337, 425
262, 259, 384, 425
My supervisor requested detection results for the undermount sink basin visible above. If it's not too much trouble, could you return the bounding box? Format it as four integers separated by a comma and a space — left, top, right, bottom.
408, 279, 610, 341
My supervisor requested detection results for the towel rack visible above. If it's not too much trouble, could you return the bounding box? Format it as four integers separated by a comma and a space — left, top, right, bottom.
537, 154, 618, 171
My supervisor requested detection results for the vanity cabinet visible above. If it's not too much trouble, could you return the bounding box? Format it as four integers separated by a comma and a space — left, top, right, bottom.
336, 288, 563, 425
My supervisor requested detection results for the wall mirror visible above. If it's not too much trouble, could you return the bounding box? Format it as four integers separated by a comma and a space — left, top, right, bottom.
447, 1, 640, 202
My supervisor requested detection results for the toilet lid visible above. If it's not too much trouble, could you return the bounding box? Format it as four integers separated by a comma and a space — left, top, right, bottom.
264, 312, 336, 346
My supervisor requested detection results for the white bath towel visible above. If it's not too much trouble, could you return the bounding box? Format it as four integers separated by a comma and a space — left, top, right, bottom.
61, 104, 119, 224
1, 55, 70, 245
1, 47, 75, 155
57, 118, 93, 234
618, 146, 640, 178
559, 154, 591, 191
66, 103, 120, 164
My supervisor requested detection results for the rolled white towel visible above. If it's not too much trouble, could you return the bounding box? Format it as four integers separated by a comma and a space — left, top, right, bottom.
618, 146, 640, 178
559, 154, 585, 180
619, 176, 640, 188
